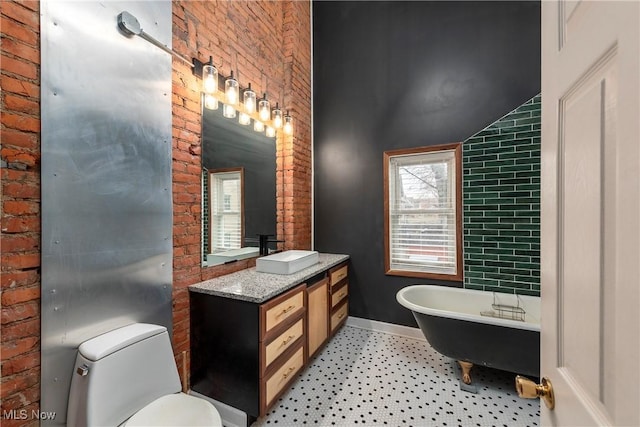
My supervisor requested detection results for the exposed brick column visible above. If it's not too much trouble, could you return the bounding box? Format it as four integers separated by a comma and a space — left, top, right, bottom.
1, 1, 42, 425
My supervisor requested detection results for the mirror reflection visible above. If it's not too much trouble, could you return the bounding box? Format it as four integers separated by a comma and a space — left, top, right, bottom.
202, 104, 277, 266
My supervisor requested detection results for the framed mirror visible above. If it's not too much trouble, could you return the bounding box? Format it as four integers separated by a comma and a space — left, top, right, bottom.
202, 102, 277, 266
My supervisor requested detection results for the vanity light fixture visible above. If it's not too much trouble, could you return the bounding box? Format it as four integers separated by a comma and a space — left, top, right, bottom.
204, 94, 218, 110
225, 71, 239, 105
272, 103, 283, 129
254, 120, 265, 132
265, 126, 276, 138
283, 112, 293, 135
238, 112, 251, 125
244, 83, 256, 114
202, 56, 218, 95
258, 94, 271, 122
223, 103, 236, 119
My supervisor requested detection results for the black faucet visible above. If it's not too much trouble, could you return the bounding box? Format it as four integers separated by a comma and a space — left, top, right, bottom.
258, 234, 284, 255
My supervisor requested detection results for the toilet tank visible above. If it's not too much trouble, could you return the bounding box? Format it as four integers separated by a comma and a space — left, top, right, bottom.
67, 323, 181, 427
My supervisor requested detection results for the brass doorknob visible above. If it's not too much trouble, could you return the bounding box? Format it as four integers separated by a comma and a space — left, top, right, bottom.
515, 375, 555, 410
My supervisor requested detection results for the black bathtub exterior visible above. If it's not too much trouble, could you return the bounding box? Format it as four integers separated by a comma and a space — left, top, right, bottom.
413, 312, 540, 378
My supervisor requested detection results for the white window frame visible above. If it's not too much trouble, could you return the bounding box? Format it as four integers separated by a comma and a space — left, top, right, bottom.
383, 143, 463, 281
209, 168, 244, 253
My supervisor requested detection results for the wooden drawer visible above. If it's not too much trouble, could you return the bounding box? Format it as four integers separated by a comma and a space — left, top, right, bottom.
262, 318, 304, 374
263, 344, 304, 412
331, 282, 348, 309
261, 284, 305, 339
331, 300, 348, 333
329, 263, 348, 287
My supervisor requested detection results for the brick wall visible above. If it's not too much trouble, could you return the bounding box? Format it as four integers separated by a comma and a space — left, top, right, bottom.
462, 94, 541, 296
1, 0, 42, 425
0, 0, 311, 420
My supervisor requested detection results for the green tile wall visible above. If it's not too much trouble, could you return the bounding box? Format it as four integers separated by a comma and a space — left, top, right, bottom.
462, 94, 541, 296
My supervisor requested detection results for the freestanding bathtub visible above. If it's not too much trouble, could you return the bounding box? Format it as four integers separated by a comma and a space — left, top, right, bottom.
396, 285, 540, 384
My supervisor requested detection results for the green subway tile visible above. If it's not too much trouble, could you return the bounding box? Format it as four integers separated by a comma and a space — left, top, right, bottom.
484, 146, 515, 156
475, 266, 499, 273
468, 167, 501, 175
499, 255, 531, 262
498, 152, 526, 160
464, 161, 485, 169
500, 178, 532, 185
465, 259, 485, 266
484, 223, 515, 230
515, 210, 538, 217
516, 130, 540, 139
484, 248, 516, 255
484, 133, 515, 142
486, 185, 515, 192
464, 235, 484, 242
485, 172, 515, 180
507, 112, 533, 120
515, 289, 540, 297
515, 262, 539, 270
499, 125, 533, 134
484, 285, 515, 294
485, 272, 516, 281
463, 186, 489, 194
468, 205, 500, 211
485, 160, 515, 167
492, 120, 516, 128
500, 282, 532, 290
515, 184, 539, 191
473, 179, 499, 186
484, 198, 514, 205
499, 242, 531, 250
468, 279, 499, 287
500, 217, 531, 224
464, 247, 484, 254
475, 129, 500, 137
471, 154, 498, 162
464, 283, 485, 291
514, 117, 540, 126
499, 204, 533, 211
464, 173, 487, 182
514, 223, 539, 230
515, 157, 540, 166
484, 211, 514, 217
469, 228, 499, 236
532, 123, 541, 130
484, 235, 515, 243
465, 137, 484, 145
465, 271, 486, 279
516, 275, 540, 284
514, 250, 539, 257
503, 138, 535, 147
517, 237, 540, 244
500, 191, 531, 198
501, 165, 532, 173
518, 104, 541, 112
500, 268, 531, 276
499, 230, 531, 237
515, 143, 541, 152
485, 260, 514, 268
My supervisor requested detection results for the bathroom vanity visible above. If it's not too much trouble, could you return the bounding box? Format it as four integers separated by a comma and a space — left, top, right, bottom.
189, 253, 349, 419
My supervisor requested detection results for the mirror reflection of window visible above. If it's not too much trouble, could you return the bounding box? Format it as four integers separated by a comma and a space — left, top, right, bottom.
209, 168, 244, 253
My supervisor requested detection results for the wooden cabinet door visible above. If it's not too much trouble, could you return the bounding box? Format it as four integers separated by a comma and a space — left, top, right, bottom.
307, 278, 329, 358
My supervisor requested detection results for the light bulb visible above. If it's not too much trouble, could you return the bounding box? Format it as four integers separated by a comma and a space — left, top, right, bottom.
204, 94, 218, 110
266, 126, 276, 138
202, 57, 217, 94
254, 120, 265, 132
272, 103, 283, 129
283, 113, 293, 134
258, 94, 270, 122
239, 112, 251, 125
225, 71, 239, 105
223, 104, 236, 118
244, 83, 256, 114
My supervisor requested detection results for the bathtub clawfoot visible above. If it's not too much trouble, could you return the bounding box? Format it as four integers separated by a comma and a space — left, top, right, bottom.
458, 360, 473, 384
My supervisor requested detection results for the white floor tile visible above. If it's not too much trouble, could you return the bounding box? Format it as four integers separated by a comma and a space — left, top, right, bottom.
253, 325, 539, 427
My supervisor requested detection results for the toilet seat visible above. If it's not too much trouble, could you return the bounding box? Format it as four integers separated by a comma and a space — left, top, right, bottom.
122, 393, 222, 426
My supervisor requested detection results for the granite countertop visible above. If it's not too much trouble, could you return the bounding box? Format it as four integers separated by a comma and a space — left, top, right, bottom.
189, 253, 349, 303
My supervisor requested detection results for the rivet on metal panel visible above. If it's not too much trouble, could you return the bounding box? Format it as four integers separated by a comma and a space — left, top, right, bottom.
54, 307, 59, 311
51, 289, 56, 294
55, 240, 59, 244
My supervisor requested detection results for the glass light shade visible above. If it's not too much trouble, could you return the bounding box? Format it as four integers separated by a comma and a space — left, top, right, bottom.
204, 94, 218, 110
254, 120, 265, 132
283, 114, 293, 134
244, 84, 256, 114
258, 96, 270, 121
225, 71, 239, 105
238, 112, 251, 125
223, 104, 236, 118
265, 126, 276, 138
203, 63, 218, 94
272, 104, 283, 129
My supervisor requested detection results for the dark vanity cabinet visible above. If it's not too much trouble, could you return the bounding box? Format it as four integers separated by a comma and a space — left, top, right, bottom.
190, 259, 349, 419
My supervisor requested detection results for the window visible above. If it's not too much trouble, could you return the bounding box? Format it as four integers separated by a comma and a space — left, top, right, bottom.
209, 169, 244, 253
384, 143, 462, 280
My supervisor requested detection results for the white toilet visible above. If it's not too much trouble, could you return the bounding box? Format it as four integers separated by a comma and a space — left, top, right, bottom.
67, 323, 222, 426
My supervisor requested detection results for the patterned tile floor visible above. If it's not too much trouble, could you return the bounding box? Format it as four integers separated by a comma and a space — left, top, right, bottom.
253, 325, 539, 427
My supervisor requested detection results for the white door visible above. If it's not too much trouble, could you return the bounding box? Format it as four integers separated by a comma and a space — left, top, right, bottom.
541, 0, 639, 425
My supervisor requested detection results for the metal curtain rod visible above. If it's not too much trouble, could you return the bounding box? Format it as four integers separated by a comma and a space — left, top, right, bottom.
117, 11, 193, 67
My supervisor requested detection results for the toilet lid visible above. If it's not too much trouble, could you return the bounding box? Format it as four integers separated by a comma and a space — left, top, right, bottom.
123, 393, 222, 427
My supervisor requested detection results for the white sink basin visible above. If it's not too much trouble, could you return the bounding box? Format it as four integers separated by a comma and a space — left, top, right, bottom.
256, 250, 319, 275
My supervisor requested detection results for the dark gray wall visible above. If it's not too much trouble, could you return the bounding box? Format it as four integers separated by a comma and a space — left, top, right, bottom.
313, 1, 541, 326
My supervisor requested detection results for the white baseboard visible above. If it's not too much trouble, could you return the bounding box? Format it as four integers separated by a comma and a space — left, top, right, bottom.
345, 316, 426, 341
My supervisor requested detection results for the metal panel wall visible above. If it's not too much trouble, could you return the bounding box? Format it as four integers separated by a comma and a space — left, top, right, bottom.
40, 1, 173, 423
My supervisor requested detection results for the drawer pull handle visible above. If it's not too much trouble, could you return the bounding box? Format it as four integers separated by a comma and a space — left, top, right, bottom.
338, 313, 345, 319
337, 272, 346, 280
282, 335, 295, 346
282, 366, 295, 379
277, 305, 295, 317
339, 292, 346, 298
